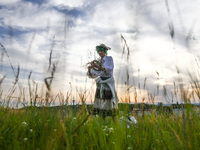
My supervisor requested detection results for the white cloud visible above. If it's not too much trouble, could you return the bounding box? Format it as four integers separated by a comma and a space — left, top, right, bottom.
1, 0, 200, 104
0, 2, 67, 30
48, 0, 86, 8
0, 0, 20, 5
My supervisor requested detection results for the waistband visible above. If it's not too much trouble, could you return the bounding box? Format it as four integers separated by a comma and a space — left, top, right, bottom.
100, 77, 111, 80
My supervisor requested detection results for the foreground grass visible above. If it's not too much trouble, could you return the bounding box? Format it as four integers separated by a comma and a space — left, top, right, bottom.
0, 105, 200, 150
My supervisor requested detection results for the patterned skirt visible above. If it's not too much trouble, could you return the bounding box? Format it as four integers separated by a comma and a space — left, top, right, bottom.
93, 79, 118, 117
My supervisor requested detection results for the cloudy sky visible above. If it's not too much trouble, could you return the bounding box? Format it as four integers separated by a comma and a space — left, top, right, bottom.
0, 0, 200, 104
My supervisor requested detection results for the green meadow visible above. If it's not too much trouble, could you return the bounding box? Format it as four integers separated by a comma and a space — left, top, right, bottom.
0, 104, 200, 150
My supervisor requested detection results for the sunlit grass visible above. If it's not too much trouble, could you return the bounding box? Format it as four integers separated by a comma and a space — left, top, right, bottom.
0, 105, 200, 150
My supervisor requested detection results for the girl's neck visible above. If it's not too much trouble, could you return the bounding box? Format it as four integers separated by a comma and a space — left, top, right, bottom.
101, 55, 105, 60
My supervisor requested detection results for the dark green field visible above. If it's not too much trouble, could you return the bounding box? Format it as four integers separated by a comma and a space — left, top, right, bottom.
0, 103, 200, 150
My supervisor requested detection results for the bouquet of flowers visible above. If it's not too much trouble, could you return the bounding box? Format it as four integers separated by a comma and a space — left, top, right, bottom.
87, 58, 102, 71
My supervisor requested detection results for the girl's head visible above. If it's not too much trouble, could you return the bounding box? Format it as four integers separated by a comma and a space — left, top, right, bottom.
96, 44, 111, 57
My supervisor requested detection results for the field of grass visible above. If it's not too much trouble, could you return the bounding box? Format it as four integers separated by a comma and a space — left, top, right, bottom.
0, 104, 200, 150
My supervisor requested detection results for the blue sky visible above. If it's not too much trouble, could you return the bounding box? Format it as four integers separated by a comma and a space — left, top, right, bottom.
0, 0, 200, 104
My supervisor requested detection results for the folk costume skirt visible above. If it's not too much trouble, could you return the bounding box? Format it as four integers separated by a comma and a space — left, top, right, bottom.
93, 77, 118, 117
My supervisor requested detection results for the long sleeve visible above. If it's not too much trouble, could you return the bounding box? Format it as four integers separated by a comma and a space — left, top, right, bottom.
103, 56, 114, 72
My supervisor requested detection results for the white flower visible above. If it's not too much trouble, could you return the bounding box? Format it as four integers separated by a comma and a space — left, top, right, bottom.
106, 134, 109, 136
127, 147, 131, 150
109, 128, 114, 133
24, 138, 28, 142
127, 135, 131, 138
103, 129, 106, 132
22, 122, 28, 127
29, 129, 33, 132
129, 116, 137, 125
73, 117, 76, 120
22, 122, 27, 125
54, 129, 57, 132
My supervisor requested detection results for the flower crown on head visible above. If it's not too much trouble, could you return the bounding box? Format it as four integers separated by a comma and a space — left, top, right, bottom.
96, 44, 111, 55
96, 44, 111, 51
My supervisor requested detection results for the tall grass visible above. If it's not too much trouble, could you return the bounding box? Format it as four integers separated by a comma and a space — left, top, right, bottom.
0, 105, 200, 150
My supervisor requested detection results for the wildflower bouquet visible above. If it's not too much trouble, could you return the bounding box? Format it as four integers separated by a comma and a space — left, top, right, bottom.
87, 58, 102, 71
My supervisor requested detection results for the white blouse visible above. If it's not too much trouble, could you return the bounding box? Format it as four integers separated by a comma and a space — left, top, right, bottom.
87, 56, 114, 78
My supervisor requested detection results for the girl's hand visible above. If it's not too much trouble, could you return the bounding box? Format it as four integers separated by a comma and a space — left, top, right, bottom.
89, 60, 102, 71
93, 63, 99, 68
88, 65, 93, 77
88, 65, 93, 70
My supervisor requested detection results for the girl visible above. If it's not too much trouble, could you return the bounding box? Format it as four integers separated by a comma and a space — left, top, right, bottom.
87, 44, 119, 119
